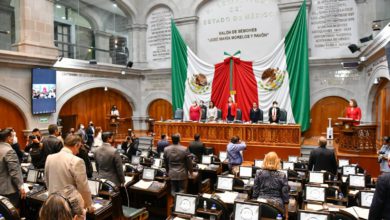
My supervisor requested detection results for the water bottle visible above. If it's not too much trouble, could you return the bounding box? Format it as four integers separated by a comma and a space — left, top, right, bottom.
338, 192, 344, 199
203, 201, 207, 210
210, 204, 216, 220
108, 186, 113, 194
335, 190, 338, 198
276, 214, 283, 220
0, 214, 5, 220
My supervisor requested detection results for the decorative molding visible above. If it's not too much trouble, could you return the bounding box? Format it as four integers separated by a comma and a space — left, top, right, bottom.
94, 30, 112, 37
127, 24, 148, 31
0, 50, 57, 67
174, 16, 199, 25
278, 0, 311, 12
309, 57, 359, 67
359, 23, 390, 62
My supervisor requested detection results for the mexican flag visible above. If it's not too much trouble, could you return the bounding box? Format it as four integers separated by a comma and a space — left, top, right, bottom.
171, 1, 310, 131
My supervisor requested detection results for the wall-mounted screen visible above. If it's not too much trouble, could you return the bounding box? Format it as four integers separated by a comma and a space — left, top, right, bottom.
31, 68, 56, 114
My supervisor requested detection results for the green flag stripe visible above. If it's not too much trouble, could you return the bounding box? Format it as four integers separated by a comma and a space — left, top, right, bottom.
171, 19, 188, 112
285, 0, 310, 132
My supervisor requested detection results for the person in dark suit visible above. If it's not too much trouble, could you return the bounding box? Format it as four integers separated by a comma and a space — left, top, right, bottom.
164, 133, 193, 196
249, 102, 263, 123
308, 136, 337, 175
268, 101, 280, 123
41, 124, 63, 166
188, 133, 205, 162
369, 172, 390, 220
157, 134, 169, 154
85, 121, 95, 147
94, 132, 125, 187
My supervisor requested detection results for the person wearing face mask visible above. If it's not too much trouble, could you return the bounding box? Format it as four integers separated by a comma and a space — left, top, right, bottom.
0, 128, 26, 208
7, 128, 24, 162
77, 124, 88, 144
86, 121, 95, 148
268, 101, 281, 124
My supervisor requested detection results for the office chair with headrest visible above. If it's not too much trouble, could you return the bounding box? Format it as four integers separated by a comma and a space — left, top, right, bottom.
204, 147, 214, 155
258, 201, 284, 219
217, 109, 222, 120
332, 210, 358, 220
201, 108, 207, 121
0, 196, 20, 220
235, 108, 242, 122
233, 177, 245, 188
279, 109, 287, 123
120, 153, 130, 163
174, 108, 184, 121
258, 109, 264, 122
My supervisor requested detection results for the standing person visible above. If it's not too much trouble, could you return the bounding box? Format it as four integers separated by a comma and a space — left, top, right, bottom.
188, 134, 205, 162
157, 134, 169, 155
368, 173, 390, 220
92, 127, 103, 152
75, 132, 93, 179
268, 101, 280, 123
77, 124, 88, 144
189, 101, 202, 121
378, 136, 390, 173
41, 124, 64, 166
223, 96, 237, 122
308, 136, 338, 175
110, 105, 120, 117
249, 102, 262, 123
164, 133, 193, 196
0, 128, 26, 208
45, 134, 94, 212
227, 136, 246, 174
94, 132, 125, 187
252, 152, 289, 219
207, 101, 218, 121
199, 100, 207, 112
345, 98, 362, 125
86, 121, 95, 148
9, 128, 23, 162
25, 128, 44, 168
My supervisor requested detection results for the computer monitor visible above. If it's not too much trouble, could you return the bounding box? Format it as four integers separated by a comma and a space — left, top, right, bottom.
88, 180, 100, 196
219, 151, 227, 162
305, 186, 326, 202
283, 161, 295, 170
142, 168, 155, 181
342, 166, 356, 175
174, 193, 198, 216
288, 156, 298, 163
217, 176, 234, 191
152, 158, 162, 168
254, 159, 263, 168
27, 169, 39, 183
298, 210, 329, 220
309, 172, 324, 184
349, 174, 365, 188
239, 166, 253, 178
233, 201, 260, 220
131, 156, 140, 165
202, 155, 212, 165
140, 150, 149, 158
338, 159, 349, 167
360, 190, 374, 208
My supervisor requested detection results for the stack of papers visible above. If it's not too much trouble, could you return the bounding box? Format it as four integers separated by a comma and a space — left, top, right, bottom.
341, 206, 369, 220
133, 180, 153, 189
215, 191, 238, 204
306, 203, 324, 211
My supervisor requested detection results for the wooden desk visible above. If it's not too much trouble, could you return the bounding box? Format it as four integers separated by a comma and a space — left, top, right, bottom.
154, 121, 301, 160
130, 181, 169, 218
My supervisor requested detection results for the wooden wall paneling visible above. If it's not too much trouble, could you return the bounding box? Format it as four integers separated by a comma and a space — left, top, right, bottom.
59, 88, 133, 135
304, 96, 349, 138
373, 80, 390, 146
148, 99, 172, 121
0, 98, 27, 149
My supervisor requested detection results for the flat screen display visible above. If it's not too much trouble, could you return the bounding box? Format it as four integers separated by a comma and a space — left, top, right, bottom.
239, 166, 252, 178
288, 156, 298, 163
254, 160, 263, 168
349, 175, 365, 188
88, 180, 100, 196
299, 211, 328, 220
309, 172, 324, 184
152, 158, 162, 168
305, 186, 325, 202
360, 191, 374, 208
283, 162, 294, 170
174, 194, 197, 215
31, 68, 56, 114
27, 169, 39, 183
202, 155, 212, 164
142, 168, 155, 181
131, 156, 140, 165
219, 151, 227, 161
234, 202, 260, 220
339, 159, 349, 167
343, 166, 356, 175
217, 176, 233, 191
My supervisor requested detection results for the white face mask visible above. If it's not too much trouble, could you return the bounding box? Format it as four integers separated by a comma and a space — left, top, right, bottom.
80, 125, 84, 129
12, 132, 17, 144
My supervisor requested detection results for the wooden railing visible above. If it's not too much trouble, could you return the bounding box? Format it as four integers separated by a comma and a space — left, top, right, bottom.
337, 124, 377, 153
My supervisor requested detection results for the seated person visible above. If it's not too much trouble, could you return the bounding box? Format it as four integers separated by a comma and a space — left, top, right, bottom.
252, 152, 289, 219
249, 102, 262, 123
39, 185, 86, 220
268, 101, 280, 123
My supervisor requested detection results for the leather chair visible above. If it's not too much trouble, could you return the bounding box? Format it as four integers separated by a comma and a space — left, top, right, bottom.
235, 108, 242, 121
258, 109, 264, 122
217, 109, 222, 120
331, 211, 358, 220
279, 109, 287, 123
257, 201, 284, 219
201, 108, 207, 121
173, 108, 184, 120
0, 196, 20, 220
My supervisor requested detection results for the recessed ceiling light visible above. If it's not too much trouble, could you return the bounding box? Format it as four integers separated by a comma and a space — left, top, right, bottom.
56, 5, 62, 9
113, 3, 117, 7
61, 16, 66, 20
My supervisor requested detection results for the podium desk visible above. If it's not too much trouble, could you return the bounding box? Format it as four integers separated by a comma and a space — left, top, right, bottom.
130, 181, 169, 218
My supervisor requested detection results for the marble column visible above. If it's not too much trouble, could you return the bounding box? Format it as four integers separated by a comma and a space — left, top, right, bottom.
12, 0, 58, 57
94, 30, 112, 64
174, 16, 199, 53
128, 24, 148, 68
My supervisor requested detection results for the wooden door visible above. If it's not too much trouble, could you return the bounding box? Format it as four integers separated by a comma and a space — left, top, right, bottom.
304, 96, 349, 138
373, 79, 390, 145
148, 99, 172, 120
59, 88, 133, 135
0, 98, 27, 148
60, 115, 77, 136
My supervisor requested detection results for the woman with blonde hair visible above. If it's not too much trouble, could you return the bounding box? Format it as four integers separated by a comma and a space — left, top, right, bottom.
252, 151, 289, 219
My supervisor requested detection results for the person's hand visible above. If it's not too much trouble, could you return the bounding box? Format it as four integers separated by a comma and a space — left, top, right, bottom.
87, 206, 95, 213
19, 187, 26, 199
32, 138, 40, 143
